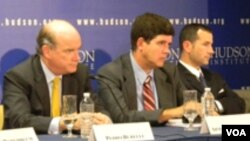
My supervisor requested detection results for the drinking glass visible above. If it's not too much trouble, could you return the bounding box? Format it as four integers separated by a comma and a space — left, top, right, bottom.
61, 95, 78, 138
183, 90, 198, 131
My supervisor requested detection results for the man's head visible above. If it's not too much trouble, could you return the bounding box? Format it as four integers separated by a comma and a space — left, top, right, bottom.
179, 23, 214, 69
36, 20, 82, 75
131, 12, 174, 72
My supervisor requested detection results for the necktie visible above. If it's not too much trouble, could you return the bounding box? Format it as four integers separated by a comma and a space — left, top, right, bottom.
143, 76, 156, 111
199, 72, 207, 88
52, 77, 60, 117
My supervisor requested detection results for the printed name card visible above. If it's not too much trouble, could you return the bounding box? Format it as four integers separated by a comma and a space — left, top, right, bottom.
200, 114, 250, 135
91, 122, 154, 141
0, 127, 39, 141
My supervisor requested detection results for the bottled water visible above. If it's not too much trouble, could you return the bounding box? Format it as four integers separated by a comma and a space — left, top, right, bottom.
201, 87, 215, 117
79, 92, 95, 139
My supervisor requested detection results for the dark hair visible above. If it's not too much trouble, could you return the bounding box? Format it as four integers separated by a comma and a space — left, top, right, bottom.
36, 26, 56, 55
130, 12, 175, 51
179, 23, 213, 52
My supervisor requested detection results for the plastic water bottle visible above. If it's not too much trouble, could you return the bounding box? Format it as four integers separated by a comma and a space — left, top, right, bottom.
79, 92, 95, 139
201, 87, 215, 117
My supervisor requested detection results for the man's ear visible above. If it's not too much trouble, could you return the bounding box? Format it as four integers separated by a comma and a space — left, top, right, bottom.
41, 44, 51, 58
183, 40, 192, 53
136, 37, 146, 51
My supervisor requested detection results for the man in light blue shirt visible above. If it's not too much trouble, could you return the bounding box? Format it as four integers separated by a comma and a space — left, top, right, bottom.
97, 13, 186, 125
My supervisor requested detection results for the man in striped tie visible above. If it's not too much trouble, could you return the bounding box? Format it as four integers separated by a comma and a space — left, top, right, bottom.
97, 12, 186, 125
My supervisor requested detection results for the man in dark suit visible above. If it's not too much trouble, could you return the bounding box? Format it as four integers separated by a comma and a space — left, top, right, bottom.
97, 13, 186, 125
3, 20, 111, 134
177, 23, 245, 115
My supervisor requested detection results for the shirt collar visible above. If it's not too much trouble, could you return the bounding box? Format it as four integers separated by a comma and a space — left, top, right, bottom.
179, 60, 201, 78
40, 59, 62, 83
130, 51, 154, 84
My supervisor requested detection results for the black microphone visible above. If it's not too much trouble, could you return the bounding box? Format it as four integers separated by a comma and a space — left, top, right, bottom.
89, 74, 127, 122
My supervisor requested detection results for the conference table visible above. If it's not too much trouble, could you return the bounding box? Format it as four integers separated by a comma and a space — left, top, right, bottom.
38, 126, 221, 141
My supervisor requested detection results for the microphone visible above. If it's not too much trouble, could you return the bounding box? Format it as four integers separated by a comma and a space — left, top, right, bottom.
89, 74, 127, 122
88, 74, 99, 80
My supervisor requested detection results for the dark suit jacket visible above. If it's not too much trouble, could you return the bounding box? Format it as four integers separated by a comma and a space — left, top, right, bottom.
3, 55, 108, 134
97, 53, 185, 125
177, 62, 245, 114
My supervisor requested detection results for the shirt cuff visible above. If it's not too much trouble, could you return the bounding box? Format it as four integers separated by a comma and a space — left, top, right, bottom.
48, 117, 61, 135
215, 100, 224, 113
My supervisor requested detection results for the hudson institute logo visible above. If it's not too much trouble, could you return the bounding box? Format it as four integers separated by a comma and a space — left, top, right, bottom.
168, 46, 250, 66
210, 46, 250, 65
79, 50, 95, 70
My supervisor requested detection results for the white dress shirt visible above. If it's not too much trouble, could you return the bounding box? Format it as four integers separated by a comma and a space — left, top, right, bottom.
40, 59, 62, 134
130, 52, 159, 111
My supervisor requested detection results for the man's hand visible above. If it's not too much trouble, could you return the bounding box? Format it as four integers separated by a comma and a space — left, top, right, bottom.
158, 102, 203, 123
73, 112, 112, 130
158, 106, 184, 123
92, 112, 112, 125
59, 118, 67, 132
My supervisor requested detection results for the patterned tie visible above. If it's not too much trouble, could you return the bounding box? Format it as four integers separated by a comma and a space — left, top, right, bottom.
199, 72, 207, 88
143, 76, 156, 111
52, 77, 60, 117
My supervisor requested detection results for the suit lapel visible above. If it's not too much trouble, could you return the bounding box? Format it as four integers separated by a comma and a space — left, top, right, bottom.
32, 56, 51, 116
154, 68, 176, 108
121, 54, 138, 110
61, 75, 78, 96
178, 63, 204, 96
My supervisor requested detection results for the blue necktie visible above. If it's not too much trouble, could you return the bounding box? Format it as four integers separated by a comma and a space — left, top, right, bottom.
199, 72, 207, 88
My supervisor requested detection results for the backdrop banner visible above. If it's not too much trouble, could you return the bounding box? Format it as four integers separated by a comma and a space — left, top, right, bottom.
0, 0, 250, 100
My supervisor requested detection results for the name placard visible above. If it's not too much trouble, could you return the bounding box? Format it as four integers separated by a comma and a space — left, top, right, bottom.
0, 127, 38, 141
200, 114, 250, 135
91, 122, 154, 141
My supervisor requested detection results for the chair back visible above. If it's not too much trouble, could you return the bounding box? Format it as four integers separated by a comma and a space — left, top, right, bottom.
234, 90, 250, 113
0, 105, 3, 130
